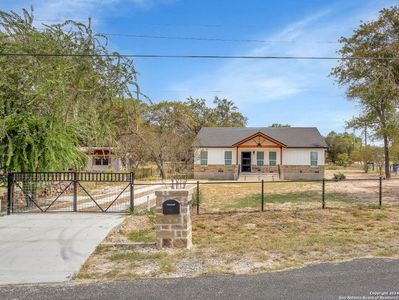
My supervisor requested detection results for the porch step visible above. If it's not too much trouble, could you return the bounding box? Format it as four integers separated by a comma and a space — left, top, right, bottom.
237, 173, 280, 182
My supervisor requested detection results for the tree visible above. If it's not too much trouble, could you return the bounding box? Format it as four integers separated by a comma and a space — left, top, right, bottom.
351, 145, 384, 173
212, 97, 247, 127
119, 97, 247, 179
391, 134, 399, 164
120, 101, 196, 179
270, 123, 291, 128
325, 131, 361, 164
185, 96, 247, 133
0, 9, 138, 172
331, 7, 399, 178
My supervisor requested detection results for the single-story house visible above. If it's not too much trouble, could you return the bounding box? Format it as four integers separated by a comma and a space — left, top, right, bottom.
193, 127, 328, 180
81, 147, 122, 172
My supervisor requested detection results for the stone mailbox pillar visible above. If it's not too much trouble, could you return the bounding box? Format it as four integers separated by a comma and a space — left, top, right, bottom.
155, 189, 193, 249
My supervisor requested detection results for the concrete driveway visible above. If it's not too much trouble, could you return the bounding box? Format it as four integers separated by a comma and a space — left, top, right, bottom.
0, 213, 124, 285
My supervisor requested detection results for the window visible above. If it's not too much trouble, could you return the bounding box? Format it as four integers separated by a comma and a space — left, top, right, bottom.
200, 151, 208, 166
256, 151, 264, 166
269, 152, 277, 166
310, 152, 318, 167
94, 157, 110, 166
224, 151, 232, 166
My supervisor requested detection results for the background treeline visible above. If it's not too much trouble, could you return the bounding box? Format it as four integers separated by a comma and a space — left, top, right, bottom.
2, 7, 399, 179
0, 9, 136, 172
0, 9, 247, 177
324, 131, 393, 172
117, 97, 247, 178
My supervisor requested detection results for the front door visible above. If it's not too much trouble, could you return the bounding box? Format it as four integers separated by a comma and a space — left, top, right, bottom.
241, 152, 251, 172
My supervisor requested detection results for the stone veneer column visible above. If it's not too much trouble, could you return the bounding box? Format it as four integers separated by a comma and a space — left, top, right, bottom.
155, 189, 193, 249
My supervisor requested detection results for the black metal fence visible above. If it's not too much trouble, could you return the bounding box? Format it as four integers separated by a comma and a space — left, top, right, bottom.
6, 172, 165, 214
6, 172, 399, 215
189, 177, 399, 214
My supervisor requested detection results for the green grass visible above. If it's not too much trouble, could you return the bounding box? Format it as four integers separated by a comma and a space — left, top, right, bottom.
191, 190, 202, 207
376, 248, 399, 257
223, 191, 359, 209
126, 229, 156, 243
110, 251, 165, 261
371, 213, 387, 220
303, 234, 355, 248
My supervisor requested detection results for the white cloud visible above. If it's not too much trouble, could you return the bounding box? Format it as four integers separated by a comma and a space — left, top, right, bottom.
169, 1, 396, 112
170, 8, 335, 106
4, 0, 175, 23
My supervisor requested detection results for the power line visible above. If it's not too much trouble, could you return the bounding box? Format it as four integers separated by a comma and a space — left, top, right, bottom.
103, 33, 339, 44
2, 29, 339, 44
0, 53, 398, 61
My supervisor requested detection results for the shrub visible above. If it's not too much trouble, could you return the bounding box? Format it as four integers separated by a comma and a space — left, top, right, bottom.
333, 172, 346, 181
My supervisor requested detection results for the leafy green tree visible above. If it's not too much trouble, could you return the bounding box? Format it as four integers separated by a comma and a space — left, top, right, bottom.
212, 97, 247, 127
120, 97, 248, 178
185, 96, 247, 133
132, 101, 196, 178
0, 9, 137, 172
351, 146, 384, 173
331, 7, 399, 178
325, 131, 361, 164
270, 123, 291, 128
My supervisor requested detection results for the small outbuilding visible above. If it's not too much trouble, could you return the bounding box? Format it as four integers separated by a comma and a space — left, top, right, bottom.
81, 147, 122, 172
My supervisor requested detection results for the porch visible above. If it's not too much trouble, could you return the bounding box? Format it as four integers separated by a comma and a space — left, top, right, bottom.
238, 172, 280, 182
233, 132, 284, 179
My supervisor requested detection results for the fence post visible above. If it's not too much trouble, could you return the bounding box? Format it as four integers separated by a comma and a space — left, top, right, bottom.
130, 172, 135, 213
147, 195, 150, 211
379, 176, 382, 207
7, 172, 13, 215
322, 178, 325, 209
196, 181, 200, 215
261, 179, 264, 212
73, 172, 78, 212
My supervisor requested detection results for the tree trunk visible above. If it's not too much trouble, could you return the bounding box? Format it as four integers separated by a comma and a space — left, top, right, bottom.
383, 134, 391, 179
363, 162, 369, 173
130, 130, 166, 179
157, 158, 166, 180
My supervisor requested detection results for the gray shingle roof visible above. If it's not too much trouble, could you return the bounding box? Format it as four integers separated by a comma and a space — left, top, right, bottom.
194, 127, 328, 148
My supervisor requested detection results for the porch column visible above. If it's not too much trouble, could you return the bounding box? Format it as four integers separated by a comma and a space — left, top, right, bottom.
280, 147, 283, 165
236, 147, 239, 165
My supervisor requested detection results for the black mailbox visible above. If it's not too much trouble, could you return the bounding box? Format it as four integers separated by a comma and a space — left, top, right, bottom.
163, 199, 180, 215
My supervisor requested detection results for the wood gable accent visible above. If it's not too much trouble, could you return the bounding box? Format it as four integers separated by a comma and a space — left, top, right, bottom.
232, 132, 287, 148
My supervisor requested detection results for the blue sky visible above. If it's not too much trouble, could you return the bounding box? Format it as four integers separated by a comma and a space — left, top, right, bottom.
2, 0, 398, 135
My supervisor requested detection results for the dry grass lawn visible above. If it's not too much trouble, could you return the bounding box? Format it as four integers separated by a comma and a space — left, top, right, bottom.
63, 168, 399, 280
76, 203, 399, 281
197, 178, 398, 213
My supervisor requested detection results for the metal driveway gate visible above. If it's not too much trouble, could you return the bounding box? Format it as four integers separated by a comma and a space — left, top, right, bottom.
7, 172, 135, 214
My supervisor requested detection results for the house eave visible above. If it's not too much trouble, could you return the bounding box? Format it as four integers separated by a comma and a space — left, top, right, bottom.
231, 131, 287, 148
193, 145, 328, 149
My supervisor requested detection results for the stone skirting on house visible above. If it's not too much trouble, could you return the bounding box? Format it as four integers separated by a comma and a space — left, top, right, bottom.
194, 164, 239, 180
194, 164, 325, 180
251, 165, 279, 174
279, 165, 324, 180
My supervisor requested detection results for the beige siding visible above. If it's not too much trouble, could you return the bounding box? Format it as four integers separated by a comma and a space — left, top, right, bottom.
282, 148, 325, 166
194, 148, 237, 165
87, 155, 122, 172
194, 147, 325, 166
